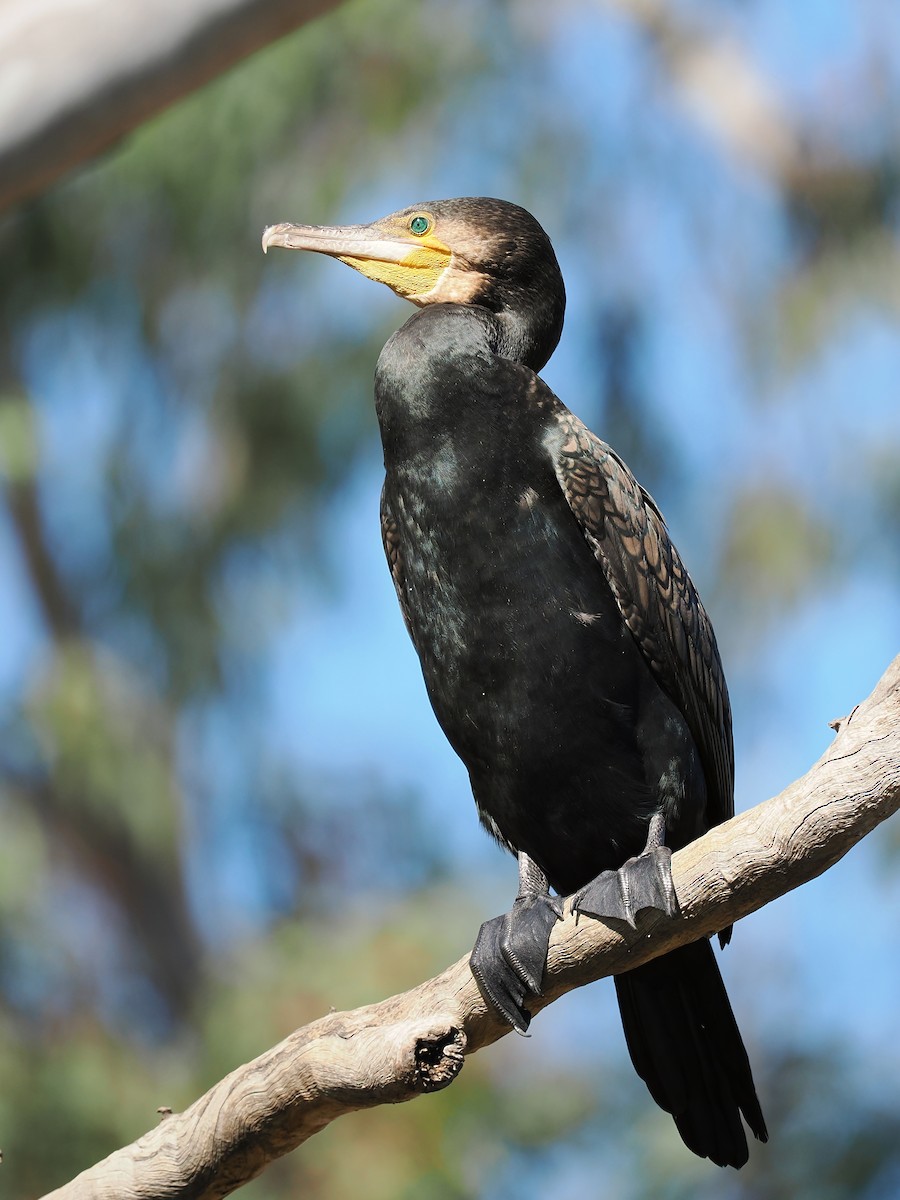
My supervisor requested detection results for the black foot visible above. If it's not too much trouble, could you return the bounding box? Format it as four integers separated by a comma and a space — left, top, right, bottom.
573, 846, 679, 927
470, 892, 564, 1033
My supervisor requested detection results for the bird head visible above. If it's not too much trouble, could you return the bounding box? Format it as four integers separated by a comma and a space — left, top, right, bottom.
262, 197, 565, 369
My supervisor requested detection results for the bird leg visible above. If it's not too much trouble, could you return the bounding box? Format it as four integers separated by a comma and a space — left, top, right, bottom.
572, 812, 679, 927
470, 852, 564, 1033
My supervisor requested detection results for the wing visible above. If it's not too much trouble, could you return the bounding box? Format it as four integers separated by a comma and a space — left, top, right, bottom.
548, 407, 734, 830
380, 483, 415, 642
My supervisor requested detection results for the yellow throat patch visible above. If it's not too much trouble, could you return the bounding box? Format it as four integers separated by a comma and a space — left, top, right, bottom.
338, 242, 451, 300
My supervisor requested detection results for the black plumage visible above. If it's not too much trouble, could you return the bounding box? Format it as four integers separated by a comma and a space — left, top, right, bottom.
263, 196, 767, 1168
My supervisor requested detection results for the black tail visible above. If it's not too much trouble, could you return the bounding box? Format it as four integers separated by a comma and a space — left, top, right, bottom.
614, 938, 768, 1168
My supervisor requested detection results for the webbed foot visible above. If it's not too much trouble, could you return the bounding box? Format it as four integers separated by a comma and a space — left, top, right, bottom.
572, 844, 678, 927
470, 890, 564, 1032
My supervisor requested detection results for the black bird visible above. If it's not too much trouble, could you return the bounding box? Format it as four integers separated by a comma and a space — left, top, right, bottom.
262, 197, 767, 1168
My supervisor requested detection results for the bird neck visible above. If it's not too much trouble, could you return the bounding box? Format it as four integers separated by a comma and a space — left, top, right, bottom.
478, 275, 565, 373
375, 303, 543, 463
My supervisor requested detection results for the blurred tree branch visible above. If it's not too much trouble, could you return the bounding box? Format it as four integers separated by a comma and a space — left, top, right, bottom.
41, 655, 900, 1200
602, 0, 799, 178
0, 0, 344, 215
7, 767, 202, 1015
603, 0, 898, 245
0, 393, 202, 1015
5, 474, 82, 638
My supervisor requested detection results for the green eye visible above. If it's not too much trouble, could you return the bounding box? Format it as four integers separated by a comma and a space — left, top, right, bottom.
410, 215, 430, 235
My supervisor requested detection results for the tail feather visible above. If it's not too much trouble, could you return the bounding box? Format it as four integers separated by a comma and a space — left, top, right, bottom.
614, 938, 767, 1169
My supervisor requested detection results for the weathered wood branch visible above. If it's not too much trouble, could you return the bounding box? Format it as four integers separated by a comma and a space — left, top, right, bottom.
0, 0, 343, 215
42, 655, 900, 1200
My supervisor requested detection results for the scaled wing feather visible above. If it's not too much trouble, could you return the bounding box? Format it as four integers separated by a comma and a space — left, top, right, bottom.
549, 407, 734, 828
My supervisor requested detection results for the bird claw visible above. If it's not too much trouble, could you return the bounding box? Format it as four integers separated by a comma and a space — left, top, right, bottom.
470, 892, 564, 1032
572, 846, 679, 927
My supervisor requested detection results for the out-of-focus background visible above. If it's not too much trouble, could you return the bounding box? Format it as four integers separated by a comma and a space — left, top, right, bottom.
1, 0, 899, 1196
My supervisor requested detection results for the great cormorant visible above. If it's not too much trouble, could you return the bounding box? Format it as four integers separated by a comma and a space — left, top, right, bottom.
262, 197, 767, 1168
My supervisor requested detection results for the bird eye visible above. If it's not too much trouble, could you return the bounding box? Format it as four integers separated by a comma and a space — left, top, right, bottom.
409, 215, 431, 236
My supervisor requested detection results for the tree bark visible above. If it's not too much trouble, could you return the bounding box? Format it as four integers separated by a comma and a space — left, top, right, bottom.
41, 655, 900, 1200
0, 0, 343, 215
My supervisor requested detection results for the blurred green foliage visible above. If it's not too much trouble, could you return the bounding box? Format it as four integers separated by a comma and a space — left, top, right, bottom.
0, 0, 899, 1197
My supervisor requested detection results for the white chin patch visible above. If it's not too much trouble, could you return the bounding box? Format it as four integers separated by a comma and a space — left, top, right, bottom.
413, 262, 485, 307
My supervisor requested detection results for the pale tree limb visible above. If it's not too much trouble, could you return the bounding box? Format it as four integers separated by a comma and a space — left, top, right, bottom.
42, 655, 900, 1200
601, 0, 799, 179
600, 0, 896, 219
0, 0, 343, 215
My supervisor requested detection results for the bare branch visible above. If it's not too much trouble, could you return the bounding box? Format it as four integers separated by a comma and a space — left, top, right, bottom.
9, 769, 202, 1017
4, 475, 82, 639
602, 0, 800, 179
601, 0, 898, 219
0, 0, 343, 215
42, 655, 900, 1200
